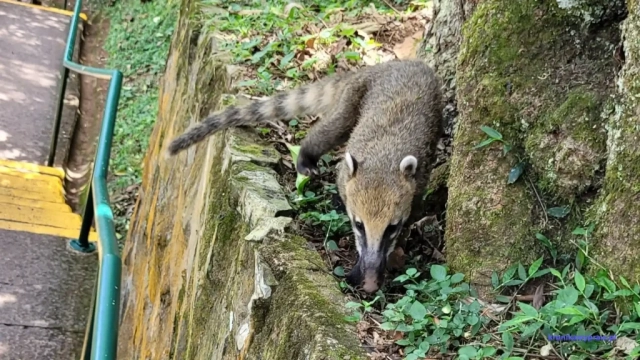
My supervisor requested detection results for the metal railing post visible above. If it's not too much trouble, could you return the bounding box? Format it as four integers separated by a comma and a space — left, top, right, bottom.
48, 66, 69, 167
80, 276, 97, 360
70, 185, 96, 253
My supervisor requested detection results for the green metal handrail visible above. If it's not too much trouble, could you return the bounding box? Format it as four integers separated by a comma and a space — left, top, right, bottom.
50, 0, 123, 359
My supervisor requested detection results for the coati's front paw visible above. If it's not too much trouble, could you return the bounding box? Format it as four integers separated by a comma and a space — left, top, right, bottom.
296, 149, 320, 177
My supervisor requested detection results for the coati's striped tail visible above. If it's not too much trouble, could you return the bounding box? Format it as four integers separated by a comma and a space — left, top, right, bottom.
166, 72, 352, 156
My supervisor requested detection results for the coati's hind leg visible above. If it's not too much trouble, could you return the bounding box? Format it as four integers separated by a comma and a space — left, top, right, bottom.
296, 79, 369, 176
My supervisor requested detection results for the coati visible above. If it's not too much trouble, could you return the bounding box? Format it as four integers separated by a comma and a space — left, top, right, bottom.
166, 59, 444, 293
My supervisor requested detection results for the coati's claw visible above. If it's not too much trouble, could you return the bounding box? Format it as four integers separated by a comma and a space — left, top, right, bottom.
296, 150, 320, 177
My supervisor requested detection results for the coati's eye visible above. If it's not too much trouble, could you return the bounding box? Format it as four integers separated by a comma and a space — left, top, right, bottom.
354, 221, 365, 233
384, 223, 400, 237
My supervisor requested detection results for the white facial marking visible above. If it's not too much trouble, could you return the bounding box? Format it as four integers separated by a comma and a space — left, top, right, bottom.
399, 155, 418, 176
345, 152, 356, 176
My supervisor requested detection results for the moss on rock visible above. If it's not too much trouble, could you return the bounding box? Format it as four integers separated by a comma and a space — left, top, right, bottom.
588, 0, 640, 283
524, 88, 608, 200
447, 0, 619, 293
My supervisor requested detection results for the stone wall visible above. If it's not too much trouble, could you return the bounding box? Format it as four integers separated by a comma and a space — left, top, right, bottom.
116, 0, 366, 358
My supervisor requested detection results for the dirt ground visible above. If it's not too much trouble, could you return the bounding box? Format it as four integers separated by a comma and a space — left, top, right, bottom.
63, 6, 111, 213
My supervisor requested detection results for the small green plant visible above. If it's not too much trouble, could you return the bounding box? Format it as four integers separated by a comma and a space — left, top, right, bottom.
286, 144, 310, 196
358, 265, 495, 360
342, 220, 640, 359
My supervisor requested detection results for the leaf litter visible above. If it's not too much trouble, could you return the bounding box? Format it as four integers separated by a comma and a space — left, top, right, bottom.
190, 0, 455, 358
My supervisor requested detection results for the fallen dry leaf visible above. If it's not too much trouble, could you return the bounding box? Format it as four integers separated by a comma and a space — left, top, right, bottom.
305, 37, 316, 50
387, 247, 405, 270
533, 283, 546, 309
392, 30, 424, 59
236, 9, 263, 16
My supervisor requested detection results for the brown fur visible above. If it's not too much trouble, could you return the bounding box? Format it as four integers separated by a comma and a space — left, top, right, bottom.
166, 59, 444, 293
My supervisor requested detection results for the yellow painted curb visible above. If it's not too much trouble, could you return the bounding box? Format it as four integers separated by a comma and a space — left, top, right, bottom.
0, 196, 72, 212
0, 166, 65, 184
0, 186, 65, 204
0, 173, 64, 195
0, 0, 88, 20
0, 203, 82, 229
0, 219, 97, 242
0, 159, 65, 180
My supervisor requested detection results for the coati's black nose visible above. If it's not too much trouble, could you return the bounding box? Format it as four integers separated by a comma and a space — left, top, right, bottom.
362, 279, 379, 293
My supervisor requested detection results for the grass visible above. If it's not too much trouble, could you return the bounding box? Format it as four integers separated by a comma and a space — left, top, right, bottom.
100, 0, 178, 237
103, 0, 178, 190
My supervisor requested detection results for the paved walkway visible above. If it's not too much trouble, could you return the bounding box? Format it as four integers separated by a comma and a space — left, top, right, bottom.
0, 1, 97, 359
0, 0, 78, 166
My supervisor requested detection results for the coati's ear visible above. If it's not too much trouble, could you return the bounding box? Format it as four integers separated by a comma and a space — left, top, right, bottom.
345, 152, 359, 177
399, 155, 418, 178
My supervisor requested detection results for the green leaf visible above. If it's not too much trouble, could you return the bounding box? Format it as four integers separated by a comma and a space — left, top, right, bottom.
473, 137, 496, 149
502, 331, 514, 352
572, 227, 587, 235
574, 271, 586, 293
406, 268, 418, 276
536, 232, 551, 247
528, 257, 544, 277
503, 264, 517, 283
521, 322, 543, 339
619, 322, 640, 331
518, 302, 539, 317
634, 302, 640, 318
555, 307, 585, 316
341, 51, 361, 61
409, 301, 427, 321
430, 264, 447, 281
518, 263, 527, 281
503, 279, 525, 287
451, 273, 465, 283
458, 346, 478, 358
480, 125, 503, 140
584, 284, 595, 298
482, 346, 497, 357
547, 206, 570, 218
280, 51, 295, 68
286, 144, 310, 194
325, 240, 339, 251
379, 322, 396, 331
333, 266, 345, 277
507, 162, 525, 184
503, 143, 512, 155
531, 268, 551, 278
344, 312, 361, 322
345, 301, 362, 309
499, 316, 536, 330
557, 286, 580, 306
491, 272, 499, 288
619, 276, 631, 289
466, 314, 479, 326
550, 268, 563, 280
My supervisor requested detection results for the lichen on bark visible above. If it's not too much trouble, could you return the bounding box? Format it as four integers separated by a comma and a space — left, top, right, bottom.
446, 0, 620, 293
588, 0, 640, 283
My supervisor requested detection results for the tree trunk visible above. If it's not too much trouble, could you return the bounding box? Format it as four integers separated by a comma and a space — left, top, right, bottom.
424, 0, 635, 296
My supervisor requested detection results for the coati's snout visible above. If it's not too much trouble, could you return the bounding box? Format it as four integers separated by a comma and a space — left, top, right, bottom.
342, 152, 418, 293
346, 248, 387, 293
